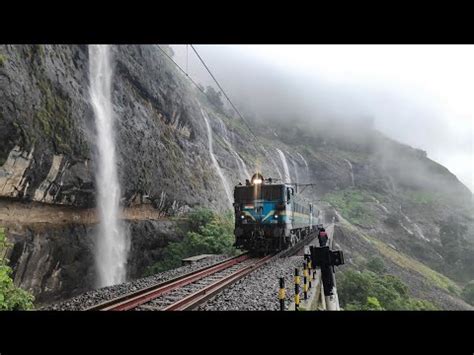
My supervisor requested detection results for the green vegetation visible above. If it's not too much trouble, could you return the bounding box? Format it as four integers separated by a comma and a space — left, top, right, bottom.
145, 209, 239, 275
338, 263, 437, 310
323, 189, 375, 226
0, 54, 6, 67
365, 256, 386, 274
366, 234, 461, 294
335, 219, 462, 296
405, 191, 438, 206
26, 66, 90, 158
0, 228, 34, 310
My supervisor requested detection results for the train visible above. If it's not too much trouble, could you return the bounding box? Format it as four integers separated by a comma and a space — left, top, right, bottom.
233, 172, 320, 254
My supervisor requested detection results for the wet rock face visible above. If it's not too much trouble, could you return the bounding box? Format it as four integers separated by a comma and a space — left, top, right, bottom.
0, 44, 260, 213
6, 224, 96, 304
1, 44, 473, 308
5, 220, 184, 305
0, 45, 95, 207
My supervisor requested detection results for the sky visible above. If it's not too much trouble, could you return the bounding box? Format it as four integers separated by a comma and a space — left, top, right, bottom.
171, 45, 474, 192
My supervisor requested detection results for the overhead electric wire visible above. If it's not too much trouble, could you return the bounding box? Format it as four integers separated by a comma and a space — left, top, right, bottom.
157, 44, 260, 145
156, 45, 208, 97
189, 45, 258, 141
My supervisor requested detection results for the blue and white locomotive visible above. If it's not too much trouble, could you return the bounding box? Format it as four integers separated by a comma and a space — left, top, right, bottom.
233, 173, 319, 254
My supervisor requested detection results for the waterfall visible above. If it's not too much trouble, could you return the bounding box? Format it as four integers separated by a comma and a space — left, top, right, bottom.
344, 159, 355, 186
372, 196, 389, 214
399, 205, 429, 242
214, 114, 250, 181
89, 45, 129, 287
297, 152, 309, 181
261, 146, 283, 180
413, 223, 429, 242
291, 157, 300, 183
201, 108, 233, 206
277, 148, 291, 183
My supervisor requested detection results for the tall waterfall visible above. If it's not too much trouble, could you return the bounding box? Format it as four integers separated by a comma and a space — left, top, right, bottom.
201, 108, 233, 206
89, 45, 129, 287
277, 148, 291, 183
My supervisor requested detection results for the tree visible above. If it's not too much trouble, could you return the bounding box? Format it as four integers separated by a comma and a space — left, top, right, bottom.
338, 269, 436, 310
0, 228, 34, 310
145, 209, 238, 275
366, 257, 386, 274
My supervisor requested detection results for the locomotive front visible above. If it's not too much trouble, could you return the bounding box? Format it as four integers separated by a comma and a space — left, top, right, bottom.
233, 173, 290, 253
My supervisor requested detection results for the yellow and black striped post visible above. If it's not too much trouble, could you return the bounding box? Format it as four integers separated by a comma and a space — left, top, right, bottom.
308, 260, 312, 289
279, 277, 286, 311
303, 262, 308, 300
294, 268, 300, 311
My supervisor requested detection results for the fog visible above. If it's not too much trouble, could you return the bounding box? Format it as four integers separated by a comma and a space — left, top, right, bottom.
170, 45, 474, 193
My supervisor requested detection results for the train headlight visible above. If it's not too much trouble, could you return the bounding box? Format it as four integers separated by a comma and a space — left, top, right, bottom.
274, 214, 279, 219
240, 215, 245, 219
250, 173, 264, 185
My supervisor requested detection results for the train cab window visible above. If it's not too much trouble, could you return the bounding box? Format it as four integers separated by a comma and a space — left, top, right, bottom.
261, 185, 283, 201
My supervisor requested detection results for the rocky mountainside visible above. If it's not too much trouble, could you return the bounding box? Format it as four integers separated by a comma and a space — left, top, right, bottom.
0, 45, 473, 308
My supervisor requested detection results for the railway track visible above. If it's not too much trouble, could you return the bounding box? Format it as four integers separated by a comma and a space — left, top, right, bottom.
87, 231, 317, 311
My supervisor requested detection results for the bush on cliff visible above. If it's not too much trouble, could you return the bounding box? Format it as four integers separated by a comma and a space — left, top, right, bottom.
338, 269, 436, 310
145, 209, 238, 275
0, 228, 34, 310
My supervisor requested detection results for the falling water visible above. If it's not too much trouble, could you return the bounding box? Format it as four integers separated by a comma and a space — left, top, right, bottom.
413, 223, 429, 242
89, 45, 129, 287
291, 158, 300, 183
201, 108, 233, 206
261, 146, 283, 180
215, 114, 250, 181
297, 152, 310, 180
372, 196, 389, 214
400, 205, 429, 242
277, 148, 291, 183
344, 159, 355, 186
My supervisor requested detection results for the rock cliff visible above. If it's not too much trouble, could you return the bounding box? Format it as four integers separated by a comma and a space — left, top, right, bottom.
0, 45, 472, 308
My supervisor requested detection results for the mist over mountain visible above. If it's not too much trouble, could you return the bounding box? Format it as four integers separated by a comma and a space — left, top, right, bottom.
173, 45, 474, 194
0, 44, 473, 310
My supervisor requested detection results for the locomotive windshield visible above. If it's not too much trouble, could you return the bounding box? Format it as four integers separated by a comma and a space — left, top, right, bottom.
234, 185, 284, 202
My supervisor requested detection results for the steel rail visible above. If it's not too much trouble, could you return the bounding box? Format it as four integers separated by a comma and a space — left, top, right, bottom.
88, 229, 319, 311
86, 253, 249, 311
162, 254, 275, 310
162, 230, 319, 310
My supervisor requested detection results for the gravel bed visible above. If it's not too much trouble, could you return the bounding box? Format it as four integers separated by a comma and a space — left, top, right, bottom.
41, 254, 229, 311
197, 255, 306, 310
134, 259, 259, 310
198, 238, 321, 311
